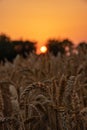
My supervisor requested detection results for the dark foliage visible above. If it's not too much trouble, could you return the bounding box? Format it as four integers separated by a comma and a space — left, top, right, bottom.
0, 33, 87, 61
0, 34, 36, 63
46, 39, 74, 56
77, 42, 87, 55
46, 39, 65, 56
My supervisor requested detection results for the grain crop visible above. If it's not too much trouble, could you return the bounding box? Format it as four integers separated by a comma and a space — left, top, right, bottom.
0, 52, 87, 130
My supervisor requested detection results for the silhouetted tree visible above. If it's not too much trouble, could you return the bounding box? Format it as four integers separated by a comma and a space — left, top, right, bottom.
22, 40, 36, 57
12, 40, 36, 58
0, 34, 37, 62
61, 39, 74, 55
0, 34, 17, 62
46, 39, 65, 56
77, 42, 87, 55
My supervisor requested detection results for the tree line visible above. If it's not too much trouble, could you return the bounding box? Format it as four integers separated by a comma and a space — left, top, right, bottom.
0, 34, 36, 62
0, 33, 87, 62
46, 39, 87, 56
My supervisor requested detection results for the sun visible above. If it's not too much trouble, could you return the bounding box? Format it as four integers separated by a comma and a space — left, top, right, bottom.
40, 46, 47, 53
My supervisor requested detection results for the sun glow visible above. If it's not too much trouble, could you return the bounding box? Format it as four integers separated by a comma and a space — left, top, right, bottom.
40, 46, 47, 53
0, 0, 87, 49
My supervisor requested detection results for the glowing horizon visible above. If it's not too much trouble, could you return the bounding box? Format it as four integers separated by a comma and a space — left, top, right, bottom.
0, 0, 87, 52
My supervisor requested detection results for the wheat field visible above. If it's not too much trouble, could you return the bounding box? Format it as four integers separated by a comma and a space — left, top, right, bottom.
0, 52, 87, 130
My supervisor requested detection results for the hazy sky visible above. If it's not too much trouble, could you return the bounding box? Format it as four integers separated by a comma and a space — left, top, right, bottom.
0, 0, 87, 50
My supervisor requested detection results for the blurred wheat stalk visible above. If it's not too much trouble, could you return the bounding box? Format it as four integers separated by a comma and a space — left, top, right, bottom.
0, 53, 87, 130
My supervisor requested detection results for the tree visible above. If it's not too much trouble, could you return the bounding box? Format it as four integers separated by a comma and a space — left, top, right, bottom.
12, 40, 37, 58
0, 34, 16, 62
22, 40, 36, 57
77, 42, 87, 55
0, 34, 37, 62
61, 39, 74, 55
46, 39, 65, 56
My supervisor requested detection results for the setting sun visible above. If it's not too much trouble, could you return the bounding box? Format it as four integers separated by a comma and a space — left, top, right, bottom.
40, 46, 47, 53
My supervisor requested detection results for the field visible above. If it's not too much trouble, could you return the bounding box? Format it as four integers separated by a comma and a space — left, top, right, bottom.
0, 52, 87, 130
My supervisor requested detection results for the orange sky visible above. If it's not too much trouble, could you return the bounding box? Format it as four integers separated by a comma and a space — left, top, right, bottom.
0, 0, 87, 52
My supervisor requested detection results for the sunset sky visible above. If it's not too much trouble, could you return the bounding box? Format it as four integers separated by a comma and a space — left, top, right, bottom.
0, 0, 87, 51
